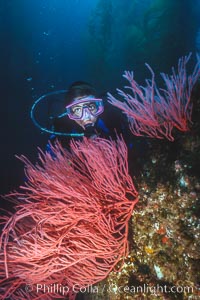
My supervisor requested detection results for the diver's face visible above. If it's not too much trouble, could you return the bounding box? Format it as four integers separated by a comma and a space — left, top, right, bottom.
72, 101, 98, 129
66, 96, 104, 130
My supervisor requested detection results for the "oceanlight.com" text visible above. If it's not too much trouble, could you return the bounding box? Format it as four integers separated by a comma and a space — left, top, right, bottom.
24, 282, 195, 296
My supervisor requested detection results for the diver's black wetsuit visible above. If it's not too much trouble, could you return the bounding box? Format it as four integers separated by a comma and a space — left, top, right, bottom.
49, 101, 129, 147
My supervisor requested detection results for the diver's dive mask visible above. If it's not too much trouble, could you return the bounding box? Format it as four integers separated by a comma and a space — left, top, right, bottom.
65, 96, 104, 120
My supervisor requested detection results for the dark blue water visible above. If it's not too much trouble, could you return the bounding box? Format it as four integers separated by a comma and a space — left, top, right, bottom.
0, 0, 200, 198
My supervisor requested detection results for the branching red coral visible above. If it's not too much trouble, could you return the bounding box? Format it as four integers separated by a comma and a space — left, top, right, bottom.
108, 53, 200, 141
0, 137, 138, 300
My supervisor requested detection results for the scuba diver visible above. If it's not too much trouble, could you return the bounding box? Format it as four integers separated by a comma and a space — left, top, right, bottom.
48, 81, 129, 148
31, 80, 147, 175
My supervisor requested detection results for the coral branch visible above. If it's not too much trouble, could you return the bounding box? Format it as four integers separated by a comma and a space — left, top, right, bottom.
108, 54, 200, 141
0, 137, 138, 299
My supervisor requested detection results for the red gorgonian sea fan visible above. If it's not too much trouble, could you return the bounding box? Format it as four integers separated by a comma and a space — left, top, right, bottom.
108, 53, 200, 141
0, 137, 138, 300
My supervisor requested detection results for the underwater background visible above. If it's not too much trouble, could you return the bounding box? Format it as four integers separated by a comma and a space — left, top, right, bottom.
0, 0, 200, 299
0, 0, 199, 195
